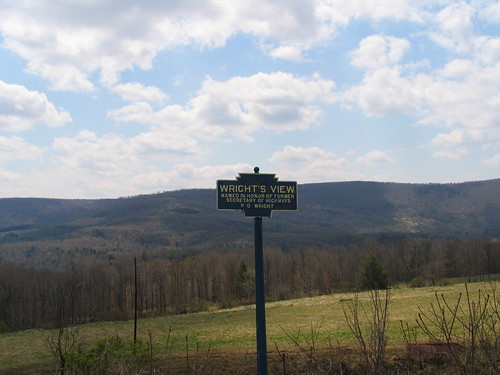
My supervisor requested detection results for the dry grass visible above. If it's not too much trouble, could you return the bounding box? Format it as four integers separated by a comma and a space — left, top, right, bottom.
0, 282, 492, 374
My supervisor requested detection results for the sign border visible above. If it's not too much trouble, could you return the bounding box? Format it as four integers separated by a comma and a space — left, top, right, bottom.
216, 172, 298, 218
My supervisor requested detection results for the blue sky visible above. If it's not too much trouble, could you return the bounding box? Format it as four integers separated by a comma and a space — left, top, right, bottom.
1, 0, 499, 198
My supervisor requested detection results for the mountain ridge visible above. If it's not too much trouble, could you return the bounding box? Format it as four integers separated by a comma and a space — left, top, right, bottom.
1, 179, 499, 269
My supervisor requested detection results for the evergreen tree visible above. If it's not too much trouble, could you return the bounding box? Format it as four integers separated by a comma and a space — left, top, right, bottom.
358, 252, 389, 290
234, 261, 249, 301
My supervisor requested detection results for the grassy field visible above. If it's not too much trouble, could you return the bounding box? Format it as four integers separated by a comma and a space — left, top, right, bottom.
0, 281, 496, 374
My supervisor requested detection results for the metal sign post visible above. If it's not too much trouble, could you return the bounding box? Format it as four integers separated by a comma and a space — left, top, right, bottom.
217, 167, 297, 374
254, 215, 266, 374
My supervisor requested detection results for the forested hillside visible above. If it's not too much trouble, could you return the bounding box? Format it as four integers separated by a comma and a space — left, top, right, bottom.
1, 179, 499, 332
1, 179, 500, 269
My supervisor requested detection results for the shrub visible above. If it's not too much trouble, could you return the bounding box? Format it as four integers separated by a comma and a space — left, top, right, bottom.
67, 335, 149, 375
416, 283, 499, 375
0, 321, 11, 333
439, 278, 452, 286
342, 289, 391, 374
409, 276, 426, 288
106, 306, 126, 321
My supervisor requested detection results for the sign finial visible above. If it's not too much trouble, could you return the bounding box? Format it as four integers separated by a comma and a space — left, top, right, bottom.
254, 166, 260, 174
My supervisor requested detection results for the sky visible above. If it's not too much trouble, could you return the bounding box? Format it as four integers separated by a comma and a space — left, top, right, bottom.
1, 0, 500, 198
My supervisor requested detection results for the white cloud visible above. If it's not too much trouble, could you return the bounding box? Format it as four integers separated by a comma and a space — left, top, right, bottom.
356, 150, 392, 165
31, 64, 96, 92
423, 61, 500, 123
431, 128, 499, 147
0, 1, 331, 88
31, 129, 209, 197
10, 161, 254, 198
433, 148, 469, 160
430, 3, 500, 66
316, 0, 426, 32
482, 154, 500, 167
238, 0, 334, 61
108, 102, 155, 124
351, 35, 411, 70
268, 145, 355, 183
75, 130, 97, 141
0, 136, 43, 160
269, 44, 307, 61
275, 159, 359, 184
0, 1, 218, 89
430, 2, 475, 54
111, 82, 168, 103
337, 1, 500, 153
132, 162, 254, 191
0, 169, 21, 182
0, 158, 252, 198
131, 132, 204, 157
343, 67, 421, 116
109, 72, 335, 141
343, 32, 500, 147
0, 81, 72, 131
474, 36, 500, 65
481, 2, 500, 22
344, 35, 420, 115
52, 130, 204, 177
0, 169, 33, 198
269, 145, 336, 164
0, 1, 429, 90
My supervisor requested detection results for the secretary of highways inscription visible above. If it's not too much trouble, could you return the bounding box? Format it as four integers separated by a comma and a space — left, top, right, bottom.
217, 168, 297, 217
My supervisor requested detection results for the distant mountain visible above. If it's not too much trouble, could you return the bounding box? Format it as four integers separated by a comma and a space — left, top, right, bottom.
1, 179, 499, 268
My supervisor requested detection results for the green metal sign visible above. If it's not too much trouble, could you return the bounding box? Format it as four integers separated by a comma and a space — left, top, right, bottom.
217, 168, 298, 217
216, 167, 298, 374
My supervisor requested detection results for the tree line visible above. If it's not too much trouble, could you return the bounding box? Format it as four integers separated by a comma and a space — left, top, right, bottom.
0, 237, 498, 332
